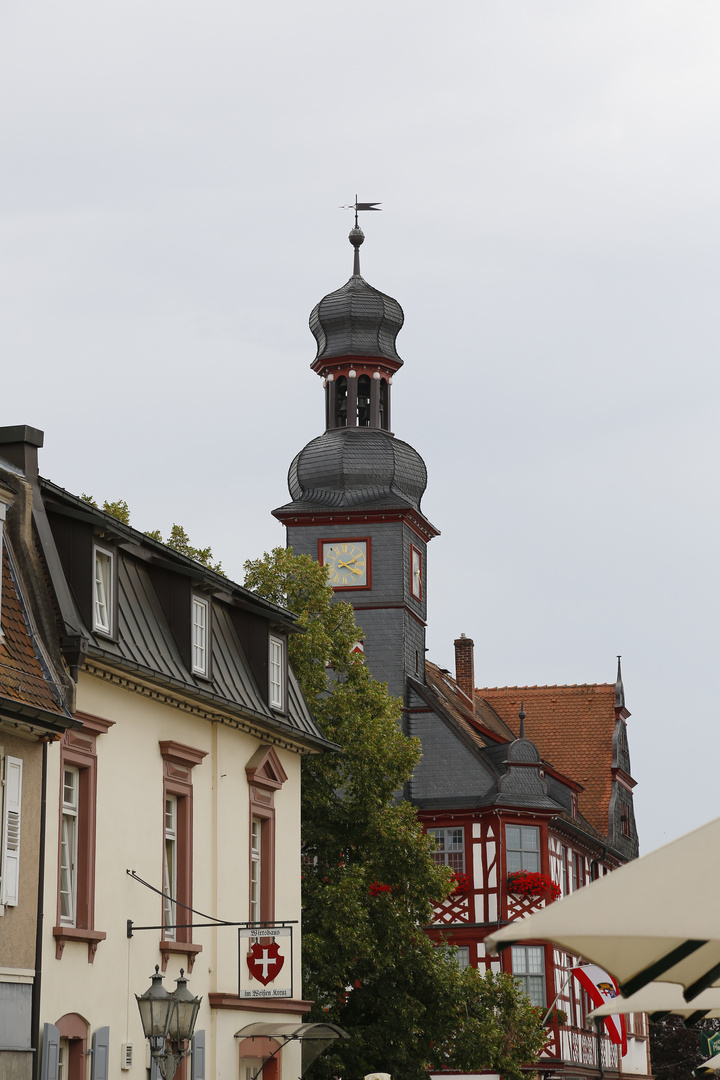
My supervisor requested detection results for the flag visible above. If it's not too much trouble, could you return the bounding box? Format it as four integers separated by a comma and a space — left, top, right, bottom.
571, 964, 628, 1056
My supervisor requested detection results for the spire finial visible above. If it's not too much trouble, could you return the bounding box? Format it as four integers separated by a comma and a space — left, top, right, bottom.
519, 701, 526, 739
615, 655, 625, 709
341, 196, 381, 276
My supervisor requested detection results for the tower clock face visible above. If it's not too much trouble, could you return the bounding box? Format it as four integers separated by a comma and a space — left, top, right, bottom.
321, 540, 369, 588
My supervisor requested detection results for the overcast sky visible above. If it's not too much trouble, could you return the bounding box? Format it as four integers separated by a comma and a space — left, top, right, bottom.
2, 2, 718, 854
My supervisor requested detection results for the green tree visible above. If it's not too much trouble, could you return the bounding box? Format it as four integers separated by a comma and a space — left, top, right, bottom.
145, 524, 224, 574
80, 494, 130, 524
244, 548, 545, 1080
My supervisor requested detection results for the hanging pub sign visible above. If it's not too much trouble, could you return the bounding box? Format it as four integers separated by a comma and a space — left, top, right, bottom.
238, 927, 293, 999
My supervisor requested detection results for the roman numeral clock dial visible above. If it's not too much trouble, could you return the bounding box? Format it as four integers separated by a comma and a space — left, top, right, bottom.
321, 540, 369, 589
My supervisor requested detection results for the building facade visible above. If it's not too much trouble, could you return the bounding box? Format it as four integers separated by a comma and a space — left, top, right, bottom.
273, 226, 649, 1080
0, 426, 334, 1080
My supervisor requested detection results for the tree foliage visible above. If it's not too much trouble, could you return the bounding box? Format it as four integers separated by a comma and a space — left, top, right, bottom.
80, 493, 130, 524
650, 1016, 720, 1080
145, 523, 224, 574
244, 547, 546, 1080
79, 495, 224, 574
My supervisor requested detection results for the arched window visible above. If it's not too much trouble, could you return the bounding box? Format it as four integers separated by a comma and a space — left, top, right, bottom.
379, 379, 388, 430
357, 375, 371, 426
335, 377, 347, 427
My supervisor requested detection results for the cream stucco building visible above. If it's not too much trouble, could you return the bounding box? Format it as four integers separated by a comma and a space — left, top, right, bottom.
0, 426, 332, 1080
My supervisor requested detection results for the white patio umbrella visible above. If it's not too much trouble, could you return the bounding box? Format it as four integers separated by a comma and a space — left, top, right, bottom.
589, 984, 720, 1023
485, 816, 720, 1005
695, 1051, 720, 1075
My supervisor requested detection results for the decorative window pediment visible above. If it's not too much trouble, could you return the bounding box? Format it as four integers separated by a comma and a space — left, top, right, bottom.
245, 745, 288, 792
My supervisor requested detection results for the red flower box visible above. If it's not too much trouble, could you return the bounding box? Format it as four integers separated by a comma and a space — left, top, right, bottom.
450, 872, 470, 894
507, 870, 561, 901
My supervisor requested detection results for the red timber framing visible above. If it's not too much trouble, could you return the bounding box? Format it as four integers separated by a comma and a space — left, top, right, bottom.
421, 807, 627, 1076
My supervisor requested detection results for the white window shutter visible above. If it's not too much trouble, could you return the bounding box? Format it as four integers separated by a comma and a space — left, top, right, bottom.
191, 1030, 206, 1080
42, 1023, 61, 1080
1, 755, 23, 906
91, 1026, 110, 1080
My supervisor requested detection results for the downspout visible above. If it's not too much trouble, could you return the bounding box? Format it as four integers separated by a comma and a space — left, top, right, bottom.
31, 737, 48, 1080
590, 846, 607, 881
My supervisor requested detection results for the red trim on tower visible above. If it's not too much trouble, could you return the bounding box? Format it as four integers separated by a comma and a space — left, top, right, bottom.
274, 506, 440, 541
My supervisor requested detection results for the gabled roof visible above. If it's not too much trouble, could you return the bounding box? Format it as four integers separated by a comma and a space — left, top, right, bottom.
0, 542, 73, 732
425, 662, 514, 744
476, 683, 619, 839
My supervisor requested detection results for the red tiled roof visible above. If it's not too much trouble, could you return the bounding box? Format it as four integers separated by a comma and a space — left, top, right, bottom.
0, 548, 66, 717
424, 662, 511, 746
476, 683, 616, 838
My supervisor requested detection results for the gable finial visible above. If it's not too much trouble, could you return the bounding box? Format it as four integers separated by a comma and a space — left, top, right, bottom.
519, 701, 526, 739
340, 196, 382, 276
615, 655, 625, 709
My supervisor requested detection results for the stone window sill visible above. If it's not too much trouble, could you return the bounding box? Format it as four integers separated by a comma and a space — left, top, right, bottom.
53, 925, 107, 963
159, 939, 203, 973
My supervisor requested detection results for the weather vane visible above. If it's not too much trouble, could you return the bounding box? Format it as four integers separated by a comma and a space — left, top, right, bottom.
340, 195, 382, 229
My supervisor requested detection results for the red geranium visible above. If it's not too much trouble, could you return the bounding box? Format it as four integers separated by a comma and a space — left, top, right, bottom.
369, 881, 393, 897
507, 870, 561, 901
450, 871, 470, 894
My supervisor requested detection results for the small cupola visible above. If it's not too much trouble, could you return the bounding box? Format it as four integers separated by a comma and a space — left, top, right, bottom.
310, 225, 404, 432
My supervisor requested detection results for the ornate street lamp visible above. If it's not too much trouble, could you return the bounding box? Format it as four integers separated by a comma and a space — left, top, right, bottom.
136, 966, 202, 1080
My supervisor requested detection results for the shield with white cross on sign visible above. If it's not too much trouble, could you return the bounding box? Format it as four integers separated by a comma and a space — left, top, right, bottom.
239, 926, 293, 999
247, 939, 284, 986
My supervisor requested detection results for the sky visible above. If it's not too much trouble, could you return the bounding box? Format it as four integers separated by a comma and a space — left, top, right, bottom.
2, 1, 718, 854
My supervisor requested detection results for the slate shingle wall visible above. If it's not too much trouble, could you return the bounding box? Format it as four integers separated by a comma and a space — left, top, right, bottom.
287, 519, 429, 700
409, 711, 493, 801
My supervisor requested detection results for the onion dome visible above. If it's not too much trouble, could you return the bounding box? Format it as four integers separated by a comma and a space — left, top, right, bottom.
285, 427, 427, 511
309, 227, 404, 369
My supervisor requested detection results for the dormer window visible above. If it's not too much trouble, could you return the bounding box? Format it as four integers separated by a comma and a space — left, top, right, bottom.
93, 546, 114, 636
191, 596, 209, 677
269, 636, 285, 711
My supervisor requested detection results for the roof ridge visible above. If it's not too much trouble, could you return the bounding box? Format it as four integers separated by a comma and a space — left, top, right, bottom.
477, 683, 614, 692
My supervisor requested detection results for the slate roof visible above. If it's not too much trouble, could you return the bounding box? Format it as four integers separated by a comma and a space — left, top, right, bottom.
476, 683, 618, 839
415, 663, 604, 842
37, 479, 328, 751
309, 273, 404, 366
0, 543, 73, 728
277, 428, 428, 514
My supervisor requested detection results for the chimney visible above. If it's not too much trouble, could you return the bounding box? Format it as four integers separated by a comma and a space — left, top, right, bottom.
0, 426, 44, 484
454, 633, 475, 704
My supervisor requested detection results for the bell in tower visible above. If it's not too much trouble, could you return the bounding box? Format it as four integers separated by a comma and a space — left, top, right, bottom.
309, 223, 404, 433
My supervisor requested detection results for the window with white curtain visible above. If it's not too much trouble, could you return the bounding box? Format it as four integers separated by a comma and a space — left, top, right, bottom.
164, 794, 177, 940
60, 766, 79, 925
269, 637, 284, 710
192, 597, 209, 676
93, 546, 113, 635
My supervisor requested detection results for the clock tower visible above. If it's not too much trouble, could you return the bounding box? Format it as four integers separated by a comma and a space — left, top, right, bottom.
273, 225, 439, 708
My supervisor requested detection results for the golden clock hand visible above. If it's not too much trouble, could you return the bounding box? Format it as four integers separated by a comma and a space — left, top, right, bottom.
337, 561, 363, 574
